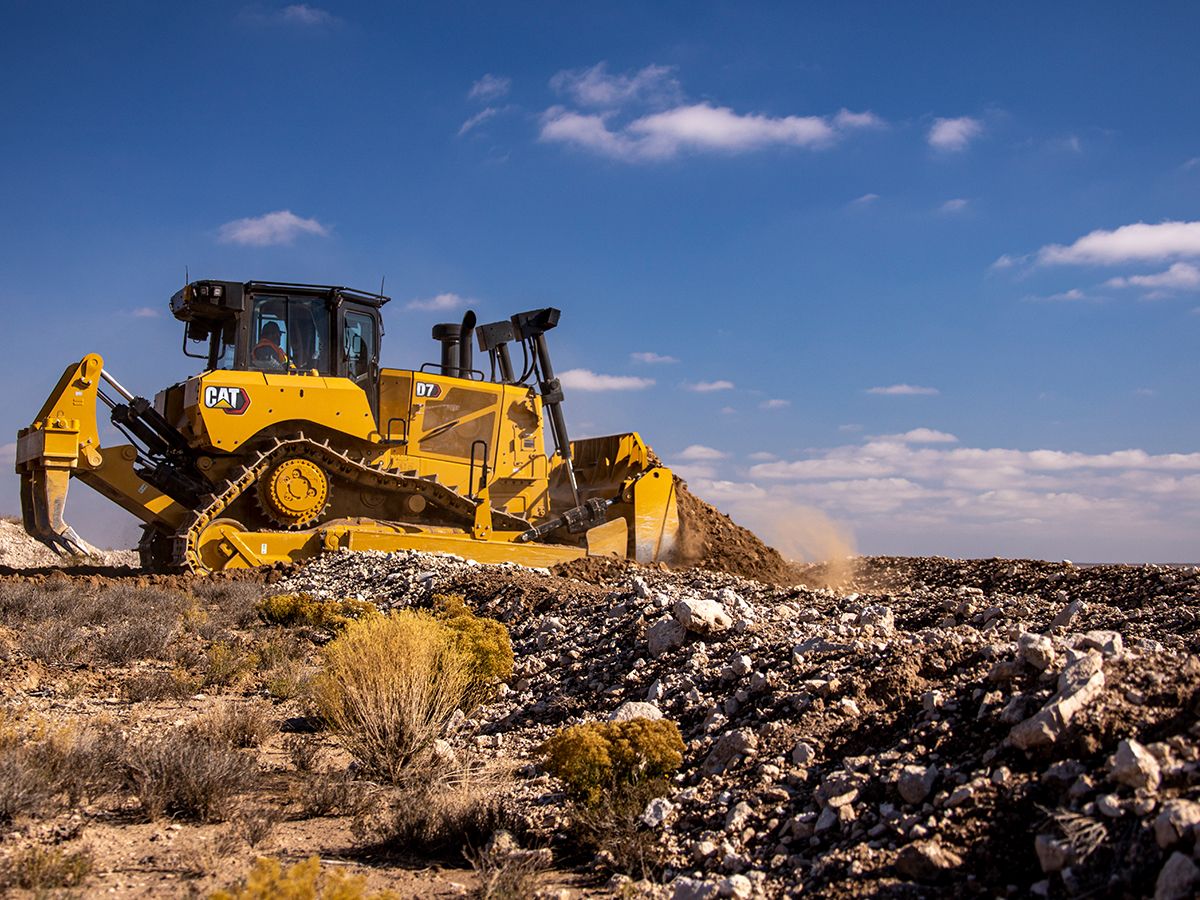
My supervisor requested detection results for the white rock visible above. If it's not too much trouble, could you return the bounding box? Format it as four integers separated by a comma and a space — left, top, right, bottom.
1155, 799, 1200, 848
718, 874, 753, 899
725, 801, 753, 831
672, 876, 720, 900
857, 605, 895, 632
610, 701, 662, 722
791, 741, 816, 766
641, 796, 675, 828
674, 597, 733, 635
1051, 598, 1082, 628
1111, 738, 1161, 792
647, 617, 687, 657
1034, 834, 1073, 873
646, 678, 665, 701
898, 764, 938, 805
1155, 852, 1200, 900
1082, 630, 1123, 658
1018, 632, 1057, 670
730, 654, 753, 677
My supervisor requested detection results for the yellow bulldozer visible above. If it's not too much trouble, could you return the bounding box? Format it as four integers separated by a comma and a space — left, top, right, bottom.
16, 280, 679, 572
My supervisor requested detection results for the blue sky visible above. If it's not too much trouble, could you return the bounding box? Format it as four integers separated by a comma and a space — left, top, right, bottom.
2, 1, 1198, 561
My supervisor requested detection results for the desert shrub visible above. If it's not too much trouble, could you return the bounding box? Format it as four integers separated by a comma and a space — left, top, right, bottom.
94, 616, 176, 663
187, 701, 275, 749
254, 632, 312, 699
0, 581, 75, 625
0, 844, 93, 891
0, 721, 121, 821
352, 760, 507, 855
294, 770, 369, 819
212, 855, 398, 900
433, 594, 514, 694
468, 833, 549, 900
540, 718, 684, 807
312, 611, 490, 781
122, 731, 257, 822
232, 806, 280, 848
122, 669, 200, 701
256, 593, 379, 630
190, 579, 264, 629
23, 620, 86, 664
202, 641, 257, 688
284, 735, 321, 774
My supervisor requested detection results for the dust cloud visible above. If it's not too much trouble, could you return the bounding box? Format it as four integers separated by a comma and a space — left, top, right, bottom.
743, 503, 859, 589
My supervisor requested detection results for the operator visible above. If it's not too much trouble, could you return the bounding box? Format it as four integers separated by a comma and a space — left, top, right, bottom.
252, 321, 289, 368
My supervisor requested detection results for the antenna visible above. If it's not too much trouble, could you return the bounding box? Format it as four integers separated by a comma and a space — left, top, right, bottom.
185, 265, 189, 287
379, 275, 386, 300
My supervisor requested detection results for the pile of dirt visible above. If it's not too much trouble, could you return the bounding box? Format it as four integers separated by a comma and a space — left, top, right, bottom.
672, 479, 796, 585
275, 549, 1200, 898
0, 518, 138, 569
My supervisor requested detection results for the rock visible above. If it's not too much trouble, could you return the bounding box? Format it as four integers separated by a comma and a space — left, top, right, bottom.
610, 701, 662, 722
1009, 656, 1106, 749
725, 801, 754, 831
1111, 738, 1161, 792
1155, 799, 1200, 848
674, 597, 733, 635
858, 605, 895, 632
1096, 793, 1123, 817
1051, 598, 1083, 628
730, 654, 753, 677
646, 678, 665, 701
647, 617, 687, 657
1155, 852, 1199, 900
898, 764, 938, 805
1034, 834, 1073, 873
671, 876, 720, 900
894, 841, 963, 880
702, 729, 759, 776
791, 741, 816, 766
1018, 632, 1057, 670
1081, 630, 1123, 658
642, 797, 675, 828
922, 690, 944, 712
718, 874, 753, 899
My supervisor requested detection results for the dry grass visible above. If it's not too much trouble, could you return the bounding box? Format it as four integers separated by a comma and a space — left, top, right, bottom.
0, 844, 93, 891
0, 720, 122, 822
468, 836, 549, 900
311, 611, 482, 781
94, 616, 176, 663
122, 668, 200, 701
121, 730, 257, 822
187, 701, 275, 749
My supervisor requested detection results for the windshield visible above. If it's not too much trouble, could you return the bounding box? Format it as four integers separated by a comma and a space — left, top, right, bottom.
250, 295, 331, 373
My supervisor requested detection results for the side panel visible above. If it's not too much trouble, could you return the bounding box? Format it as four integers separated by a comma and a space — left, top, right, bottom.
185, 371, 378, 451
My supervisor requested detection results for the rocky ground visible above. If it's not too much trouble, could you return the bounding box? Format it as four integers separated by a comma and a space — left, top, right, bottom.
0, 502, 1198, 898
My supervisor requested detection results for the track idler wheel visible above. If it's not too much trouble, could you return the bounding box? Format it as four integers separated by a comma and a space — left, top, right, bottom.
256, 457, 330, 528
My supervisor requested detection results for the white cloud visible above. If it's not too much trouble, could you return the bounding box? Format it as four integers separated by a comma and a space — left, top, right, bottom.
939, 198, 969, 214
1183, 157, 1200, 171
1036, 220, 1200, 266
631, 351, 679, 364
549, 62, 680, 108
838, 423, 863, 433
928, 116, 983, 152
874, 428, 959, 444
468, 74, 511, 102
760, 399, 790, 410
458, 108, 499, 136
720, 406, 737, 415
677, 445, 727, 461
685, 380, 735, 393
851, 193, 880, 206
1024, 288, 1099, 303
558, 369, 654, 391
1105, 262, 1200, 291
131, 306, 160, 318
748, 451, 777, 462
280, 4, 334, 26
834, 109, 885, 130
0, 442, 15, 466
217, 210, 328, 246
866, 384, 939, 396
406, 293, 470, 312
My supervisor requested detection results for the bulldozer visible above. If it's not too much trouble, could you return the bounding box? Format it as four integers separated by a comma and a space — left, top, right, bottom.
16, 280, 679, 572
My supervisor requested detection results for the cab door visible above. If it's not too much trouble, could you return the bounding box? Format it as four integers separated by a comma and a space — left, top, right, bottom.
339, 307, 381, 419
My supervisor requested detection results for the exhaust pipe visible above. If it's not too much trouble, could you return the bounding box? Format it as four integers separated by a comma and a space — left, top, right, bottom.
458, 311, 476, 378
431, 323, 462, 378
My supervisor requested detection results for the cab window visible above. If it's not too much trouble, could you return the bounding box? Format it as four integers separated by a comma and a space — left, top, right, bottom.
344, 310, 377, 383
249, 296, 331, 373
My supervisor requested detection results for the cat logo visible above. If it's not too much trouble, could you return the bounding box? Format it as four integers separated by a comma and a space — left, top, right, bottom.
415, 381, 442, 399
203, 385, 251, 415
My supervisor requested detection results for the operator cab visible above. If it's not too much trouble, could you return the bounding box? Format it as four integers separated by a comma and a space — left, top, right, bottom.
170, 281, 385, 387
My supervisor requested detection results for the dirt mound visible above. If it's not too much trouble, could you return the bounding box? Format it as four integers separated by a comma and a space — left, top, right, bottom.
672, 479, 796, 584
0, 518, 138, 569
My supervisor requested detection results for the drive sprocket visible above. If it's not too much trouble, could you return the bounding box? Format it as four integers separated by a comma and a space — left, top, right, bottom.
256, 457, 330, 528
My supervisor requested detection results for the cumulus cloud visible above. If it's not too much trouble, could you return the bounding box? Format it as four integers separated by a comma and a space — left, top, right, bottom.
851, 193, 880, 206
631, 351, 679, 364
131, 306, 160, 318
1022, 288, 1101, 303
1036, 220, 1200, 266
218, 210, 328, 246
866, 384, 939, 396
406, 293, 470, 312
550, 62, 680, 108
539, 64, 882, 163
0, 442, 15, 466
874, 428, 959, 444
1105, 262, 1200, 291
760, 399, 790, 410
677, 445, 728, 462
939, 198, 969, 214
928, 116, 983, 152
685, 380, 735, 393
468, 74, 511, 102
558, 369, 655, 391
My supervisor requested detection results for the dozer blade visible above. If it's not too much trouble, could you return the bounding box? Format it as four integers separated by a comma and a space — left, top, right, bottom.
19, 466, 98, 558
